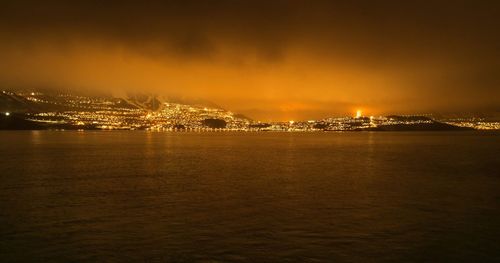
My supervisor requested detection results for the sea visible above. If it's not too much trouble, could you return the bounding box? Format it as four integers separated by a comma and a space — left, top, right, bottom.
0, 131, 499, 262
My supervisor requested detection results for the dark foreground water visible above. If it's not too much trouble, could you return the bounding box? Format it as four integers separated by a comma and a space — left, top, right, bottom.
0, 131, 499, 262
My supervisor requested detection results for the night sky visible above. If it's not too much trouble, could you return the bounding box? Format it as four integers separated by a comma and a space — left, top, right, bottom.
0, 0, 499, 120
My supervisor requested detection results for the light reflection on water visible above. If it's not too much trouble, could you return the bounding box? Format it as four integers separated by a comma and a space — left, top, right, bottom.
0, 131, 499, 262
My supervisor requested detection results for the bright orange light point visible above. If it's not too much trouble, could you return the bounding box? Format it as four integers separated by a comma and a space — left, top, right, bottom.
356, 110, 362, 118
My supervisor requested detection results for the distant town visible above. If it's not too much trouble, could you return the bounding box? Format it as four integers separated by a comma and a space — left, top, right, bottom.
1, 90, 499, 131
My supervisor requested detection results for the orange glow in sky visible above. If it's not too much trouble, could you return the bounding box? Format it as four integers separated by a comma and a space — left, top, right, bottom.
0, 1, 498, 120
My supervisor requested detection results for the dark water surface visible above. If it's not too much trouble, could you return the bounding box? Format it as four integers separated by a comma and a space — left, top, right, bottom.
0, 131, 499, 262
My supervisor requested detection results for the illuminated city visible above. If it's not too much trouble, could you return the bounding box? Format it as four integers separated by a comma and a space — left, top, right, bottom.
1, 90, 498, 131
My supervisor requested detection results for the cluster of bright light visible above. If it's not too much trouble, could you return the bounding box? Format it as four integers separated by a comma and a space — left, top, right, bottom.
356, 110, 362, 118
7, 92, 499, 131
445, 120, 500, 130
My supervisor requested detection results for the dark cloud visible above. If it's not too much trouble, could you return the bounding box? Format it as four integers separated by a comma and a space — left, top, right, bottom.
2, 0, 497, 60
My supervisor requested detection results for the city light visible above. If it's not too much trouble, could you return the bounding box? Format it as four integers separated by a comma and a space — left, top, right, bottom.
1, 90, 498, 131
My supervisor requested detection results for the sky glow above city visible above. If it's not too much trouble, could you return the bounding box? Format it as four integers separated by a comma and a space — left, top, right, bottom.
0, 0, 499, 120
